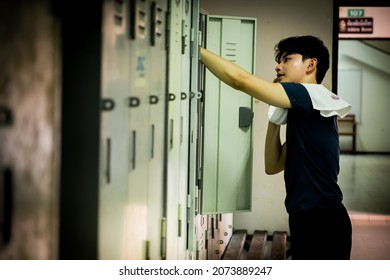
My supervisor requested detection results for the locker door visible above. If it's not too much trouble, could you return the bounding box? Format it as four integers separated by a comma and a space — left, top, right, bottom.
125, 0, 152, 259
165, 0, 183, 260
178, 0, 193, 259
147, 0, 168, 260
201, 16, 256, 214
99, 0, 131, 259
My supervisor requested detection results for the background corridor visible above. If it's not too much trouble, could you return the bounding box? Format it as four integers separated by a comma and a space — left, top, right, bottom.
339, 154, 390, 259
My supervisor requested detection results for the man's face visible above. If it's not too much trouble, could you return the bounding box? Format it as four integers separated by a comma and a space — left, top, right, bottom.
274, 53, 310, 83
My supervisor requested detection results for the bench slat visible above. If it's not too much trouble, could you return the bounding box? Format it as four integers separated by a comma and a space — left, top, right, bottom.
222, 230, 247, 260
247, 230, 268, 260
270, 231, 287, 260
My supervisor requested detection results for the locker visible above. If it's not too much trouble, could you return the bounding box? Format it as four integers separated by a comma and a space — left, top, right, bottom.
124, 0, 152, 260
178, 0, 191, 259
99, 0, 132, 259
147, 0, 168, 260
187, 6, 207, 259
165, 0, 185, 259
165, 0, 196, 260
201, 16, 256, 214
99, 0, 168, 260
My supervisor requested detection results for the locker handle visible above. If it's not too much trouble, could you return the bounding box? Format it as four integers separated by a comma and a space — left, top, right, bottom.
181, 92, 187, 100
185, 0, 189, 13
239, 107, 254, 128
131, 131, 136, 170
168, 93, 176, 101
211, 216, 215, 239
150, 124, 155, 159
169, 119, 174, 149
105, 138, 111, 184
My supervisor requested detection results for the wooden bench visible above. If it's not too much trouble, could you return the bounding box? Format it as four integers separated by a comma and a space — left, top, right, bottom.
337, 114, 356, 153
222, 230, 288, 260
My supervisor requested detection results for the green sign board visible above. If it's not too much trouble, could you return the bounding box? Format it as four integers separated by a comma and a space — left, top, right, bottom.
348, 9, 364, 17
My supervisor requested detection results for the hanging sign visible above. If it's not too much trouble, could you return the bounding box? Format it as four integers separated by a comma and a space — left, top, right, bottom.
339, 7, 390, 38
339, 17, 373, 34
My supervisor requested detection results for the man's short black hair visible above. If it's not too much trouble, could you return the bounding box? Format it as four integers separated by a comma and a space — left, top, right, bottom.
274, 35, 330, 83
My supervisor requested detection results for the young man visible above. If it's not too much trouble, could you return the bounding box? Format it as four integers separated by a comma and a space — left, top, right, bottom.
200, 35, 352, 260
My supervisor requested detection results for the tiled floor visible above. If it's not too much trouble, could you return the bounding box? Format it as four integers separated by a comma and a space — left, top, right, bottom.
339, 154, 390, 260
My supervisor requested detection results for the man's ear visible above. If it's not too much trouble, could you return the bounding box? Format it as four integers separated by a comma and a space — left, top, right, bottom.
307, 58, 318, 72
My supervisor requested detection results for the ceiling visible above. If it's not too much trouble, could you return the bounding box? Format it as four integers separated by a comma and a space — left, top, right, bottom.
362, 40, 390, 55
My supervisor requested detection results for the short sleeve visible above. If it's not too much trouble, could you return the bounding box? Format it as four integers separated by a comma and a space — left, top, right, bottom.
281, 82, 313, 113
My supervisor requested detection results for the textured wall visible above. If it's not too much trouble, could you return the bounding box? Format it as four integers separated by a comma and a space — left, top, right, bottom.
0, 0, 61, 259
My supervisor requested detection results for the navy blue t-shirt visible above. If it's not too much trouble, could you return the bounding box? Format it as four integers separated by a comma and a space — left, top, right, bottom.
281, 83, 343, 214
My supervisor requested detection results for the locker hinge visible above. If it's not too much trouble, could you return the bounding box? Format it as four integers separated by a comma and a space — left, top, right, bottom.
190, 28, 195, 42
160, 218, 167, 259
178, 204, 182, 237
197, 178, 202, 189
186, 194, 191, 223
191, 91, 202, 99
190, 28, 195, 57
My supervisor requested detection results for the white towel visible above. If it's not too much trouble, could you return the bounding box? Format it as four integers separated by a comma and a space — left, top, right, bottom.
302, 83, 351, 118
267, 83, 352, 125
268, 105, 288, 125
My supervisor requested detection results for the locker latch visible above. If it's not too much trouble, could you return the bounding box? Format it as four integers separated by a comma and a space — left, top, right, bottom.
238, 107, 253, 128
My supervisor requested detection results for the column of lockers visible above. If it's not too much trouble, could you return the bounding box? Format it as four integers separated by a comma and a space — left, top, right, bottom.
178, 0, 192, 259
165, 0, 189, 260
187, 7, 207, 260
201, 15, 256, 260
99, 0, 168, 260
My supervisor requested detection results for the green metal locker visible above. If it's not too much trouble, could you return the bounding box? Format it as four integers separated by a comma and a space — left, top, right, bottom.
201, 16, 256, 214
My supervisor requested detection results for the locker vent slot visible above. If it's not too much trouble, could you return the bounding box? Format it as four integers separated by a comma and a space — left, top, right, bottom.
225, 42, 237, 62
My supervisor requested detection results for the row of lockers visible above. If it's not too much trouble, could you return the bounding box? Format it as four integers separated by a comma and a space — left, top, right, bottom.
59, 0, 256, 260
